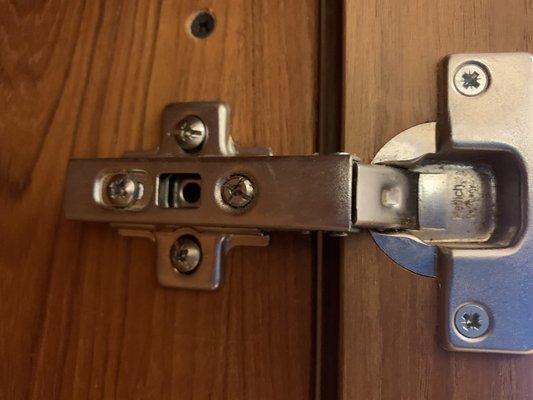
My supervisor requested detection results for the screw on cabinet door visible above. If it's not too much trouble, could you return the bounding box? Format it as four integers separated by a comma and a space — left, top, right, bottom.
453, 62, 489, 96
454, 303, 491, 339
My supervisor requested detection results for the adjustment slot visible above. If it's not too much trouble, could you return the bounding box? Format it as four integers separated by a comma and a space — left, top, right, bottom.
157, 173, 201, 208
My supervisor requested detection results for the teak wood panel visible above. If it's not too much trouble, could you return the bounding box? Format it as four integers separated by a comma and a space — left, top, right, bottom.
0, 1, 317, 399
342, 1, 533, 399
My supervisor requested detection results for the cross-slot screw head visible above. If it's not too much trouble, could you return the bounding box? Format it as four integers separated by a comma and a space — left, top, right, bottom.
454, 303, 490, 339
221, 175, 255, 209
173, 115, 206, 151
454, 62, 489, 96
106, 174, 140, 208
170, 235, 202, 274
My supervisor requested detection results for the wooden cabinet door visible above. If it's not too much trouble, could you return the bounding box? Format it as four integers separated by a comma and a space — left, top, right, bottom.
0, 1, 317, 398
341, 1, 533, 399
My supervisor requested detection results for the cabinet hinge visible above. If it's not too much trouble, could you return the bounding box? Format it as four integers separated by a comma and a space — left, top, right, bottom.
65, 53, 533, 354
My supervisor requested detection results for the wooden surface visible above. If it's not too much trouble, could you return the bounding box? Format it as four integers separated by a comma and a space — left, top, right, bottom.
341, 1, 533, 399
0, 1, 317, 398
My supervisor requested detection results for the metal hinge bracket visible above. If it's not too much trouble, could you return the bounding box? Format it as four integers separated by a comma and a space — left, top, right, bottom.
65, 53, 533, 354
65, 102, 414, 288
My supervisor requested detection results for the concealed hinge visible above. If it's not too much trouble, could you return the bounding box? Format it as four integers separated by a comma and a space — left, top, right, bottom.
65, 53, 533, 354
65, 102, 415, 287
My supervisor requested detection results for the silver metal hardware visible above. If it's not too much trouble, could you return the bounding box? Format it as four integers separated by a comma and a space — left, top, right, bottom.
97, 170, 150, 211
453, 62, 490, 96
372, 52, 533, 354
454, 303, 490, 339
173, 115, 206, 151
106, 173, 142, 208
220, 175, 256, 209
170, 235, 202, 274
64, 53, 533, 354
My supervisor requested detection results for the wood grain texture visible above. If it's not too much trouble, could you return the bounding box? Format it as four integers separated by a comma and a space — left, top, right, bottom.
341, 1, 533, 399
0, 0, 317, 399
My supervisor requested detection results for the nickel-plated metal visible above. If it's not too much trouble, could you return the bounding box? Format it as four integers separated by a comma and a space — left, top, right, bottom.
454, 303, 491, 339
355, 164, 417, 229
66, 102, 273, 290
105, 173, 140, 208
65, 102, 413, 290
64, 56, 533, 355
157, 102, 272, 158
371, 53, 533, 354
371, 122, 438, 278
65, 155, 355, 232
173, 115, 206, 151
95, 169, 152, 211
453, 62, 490, 96
155, 227, 269, 290
220, 175, 255, 209
66, 154, 420, 232
170, 235, 202, 274
440, 53, 532, 353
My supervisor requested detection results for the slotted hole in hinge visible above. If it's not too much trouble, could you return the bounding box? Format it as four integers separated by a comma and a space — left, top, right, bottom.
157, 173, 201, 208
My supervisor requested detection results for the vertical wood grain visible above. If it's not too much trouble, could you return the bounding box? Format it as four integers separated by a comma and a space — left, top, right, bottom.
0, 0, 317, 398
342, 1, 533, 399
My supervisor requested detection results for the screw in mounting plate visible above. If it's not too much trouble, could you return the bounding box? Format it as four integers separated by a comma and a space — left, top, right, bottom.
173, 115, 206, 151
221, 175, 255, 209
453, 62, 489, 96
190, 11, 216, 39
454, 303, 490, 339
106, 173, 141, 208
170, 235, 202, 274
